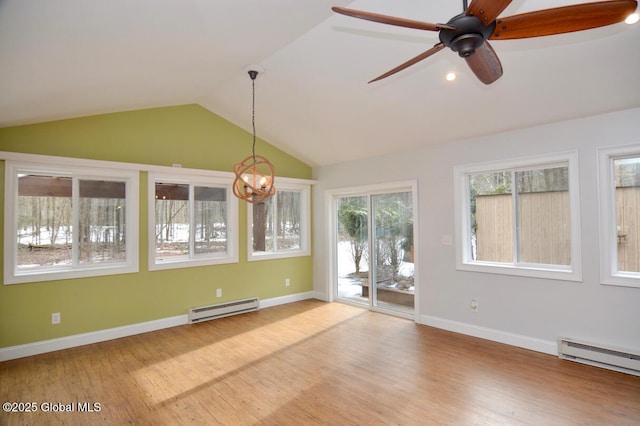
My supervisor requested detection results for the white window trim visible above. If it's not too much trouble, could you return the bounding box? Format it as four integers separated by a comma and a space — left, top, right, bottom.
4, 160, 139, 284
148, 171, 239, 271
247, 180, 311, 262
598, 144, 640, 288
454, 151, 582, 281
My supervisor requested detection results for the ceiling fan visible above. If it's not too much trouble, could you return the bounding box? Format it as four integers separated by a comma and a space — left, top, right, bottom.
332, 0, 638, 84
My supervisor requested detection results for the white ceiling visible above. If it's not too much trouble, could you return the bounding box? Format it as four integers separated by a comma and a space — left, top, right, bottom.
1, 0, 638, 167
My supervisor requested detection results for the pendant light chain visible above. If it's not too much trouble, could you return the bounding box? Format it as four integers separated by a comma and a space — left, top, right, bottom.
252, 76, 256, 160
250, 71, 257, 162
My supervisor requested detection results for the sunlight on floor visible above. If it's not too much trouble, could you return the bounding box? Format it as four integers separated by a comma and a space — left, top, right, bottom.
132, 303, 365, 416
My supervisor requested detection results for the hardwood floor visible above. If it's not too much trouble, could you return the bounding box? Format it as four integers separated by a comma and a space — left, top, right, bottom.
1, 300, 639, 425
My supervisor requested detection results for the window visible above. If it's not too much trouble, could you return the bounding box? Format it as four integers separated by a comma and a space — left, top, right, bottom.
454, 152, 581, 280
599, 145, 640, 287
149, 173, 238, 270
4, 161, 139, 284
248, 182, 310, 261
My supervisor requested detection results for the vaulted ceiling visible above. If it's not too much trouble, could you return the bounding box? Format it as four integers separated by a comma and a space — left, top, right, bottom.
1, 0, 638, 167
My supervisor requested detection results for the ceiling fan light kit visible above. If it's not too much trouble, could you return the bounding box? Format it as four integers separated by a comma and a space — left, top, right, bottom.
332, 0, 638, 85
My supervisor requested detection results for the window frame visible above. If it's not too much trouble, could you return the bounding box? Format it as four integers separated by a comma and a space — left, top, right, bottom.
247, 180, 311, 262
598, 144, 640, 288
148, 171, 238, 271
454, 151, 582, 281
4, 160, 139, 285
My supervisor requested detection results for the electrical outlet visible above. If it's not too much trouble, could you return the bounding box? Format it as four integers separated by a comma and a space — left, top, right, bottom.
470, 300, 479, 312
51, 312, 61, 324
285, 278, 290, 287
216, 288, 222, 298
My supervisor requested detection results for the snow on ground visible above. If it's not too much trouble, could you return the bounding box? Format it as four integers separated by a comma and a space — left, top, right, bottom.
337, 241, 414, 298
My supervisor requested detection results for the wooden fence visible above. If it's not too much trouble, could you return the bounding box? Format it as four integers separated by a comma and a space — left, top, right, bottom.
475, 191, 570, 265
617, 187, 640, 272
475, 188, 639, 271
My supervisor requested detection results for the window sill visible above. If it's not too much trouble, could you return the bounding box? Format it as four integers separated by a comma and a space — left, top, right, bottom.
248, 249, 311, 262
5, 264, 139, 285
601, 273, 640, 289
457, 261, 582, 282
149, 255, 238, 271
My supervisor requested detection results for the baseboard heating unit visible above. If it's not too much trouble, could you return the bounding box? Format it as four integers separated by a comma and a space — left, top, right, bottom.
558, 337, 640, 376
188, 297, 259, 324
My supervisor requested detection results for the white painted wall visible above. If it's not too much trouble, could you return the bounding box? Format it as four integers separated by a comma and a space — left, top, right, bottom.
312, 107, 640, 354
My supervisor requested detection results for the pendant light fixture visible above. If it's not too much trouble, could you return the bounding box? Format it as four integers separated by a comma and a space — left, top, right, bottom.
232, 67, 276, 204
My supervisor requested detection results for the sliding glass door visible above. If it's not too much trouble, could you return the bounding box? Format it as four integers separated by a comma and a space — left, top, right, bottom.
371, 192, 414, 315
335, 184, 416, 317
336, 195, 369, 305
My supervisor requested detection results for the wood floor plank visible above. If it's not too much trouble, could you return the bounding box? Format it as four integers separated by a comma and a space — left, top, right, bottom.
1, 300, 639, 425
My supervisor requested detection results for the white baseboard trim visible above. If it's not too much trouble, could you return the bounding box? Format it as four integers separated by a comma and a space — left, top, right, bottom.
0, 315, 188, 362
259, 291, 318, 309
419, 314, 557, 356
312, 291, 329, 302
0, 291, 321, 362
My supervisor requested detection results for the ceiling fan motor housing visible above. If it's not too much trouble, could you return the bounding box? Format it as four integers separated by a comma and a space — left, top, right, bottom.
439, 13, 496, 57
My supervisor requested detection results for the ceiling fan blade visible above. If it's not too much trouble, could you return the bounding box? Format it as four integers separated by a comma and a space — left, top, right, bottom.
466, 0, 513, 26
369, 43, 446, 83
465, 41, 503, 84
489, 0, 638, 40
331, 7, 455, 31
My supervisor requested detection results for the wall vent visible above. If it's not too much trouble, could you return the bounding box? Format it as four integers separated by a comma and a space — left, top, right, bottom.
558, 337, 640, 376
188, 297, 259, 324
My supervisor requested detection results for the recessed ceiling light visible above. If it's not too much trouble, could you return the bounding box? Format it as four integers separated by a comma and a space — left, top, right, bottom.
446, 72, 456, 82
625, 13, 639, 25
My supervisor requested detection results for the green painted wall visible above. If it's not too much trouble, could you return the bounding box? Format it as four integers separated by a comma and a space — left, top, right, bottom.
0, 104, 313, 348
